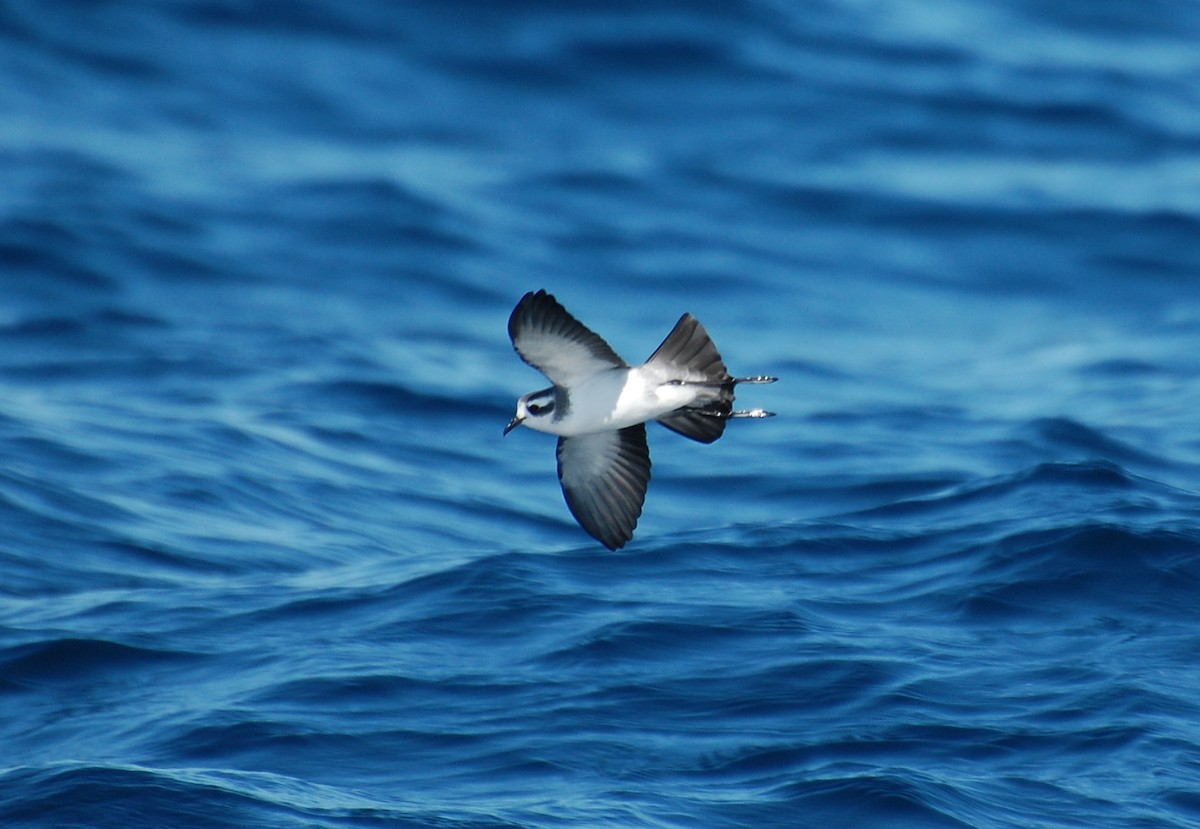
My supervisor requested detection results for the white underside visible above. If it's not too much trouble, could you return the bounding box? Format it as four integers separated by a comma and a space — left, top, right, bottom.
523, 366, 703, 436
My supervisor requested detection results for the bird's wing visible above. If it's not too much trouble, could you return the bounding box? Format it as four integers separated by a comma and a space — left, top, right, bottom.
556, 425, 650, 550
509, 290, 627, 385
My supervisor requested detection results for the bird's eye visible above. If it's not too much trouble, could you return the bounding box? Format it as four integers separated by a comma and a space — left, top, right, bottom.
529, 401, 553, 415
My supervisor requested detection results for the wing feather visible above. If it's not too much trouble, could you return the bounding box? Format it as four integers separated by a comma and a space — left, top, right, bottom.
509, 290, 627, 385
556, 425, 651, 550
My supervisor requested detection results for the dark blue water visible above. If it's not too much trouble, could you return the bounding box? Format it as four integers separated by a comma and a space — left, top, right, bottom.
3, 2, 1200, 827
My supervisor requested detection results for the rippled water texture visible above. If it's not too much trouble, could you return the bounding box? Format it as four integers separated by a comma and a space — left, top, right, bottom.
3, 1, 1200, 827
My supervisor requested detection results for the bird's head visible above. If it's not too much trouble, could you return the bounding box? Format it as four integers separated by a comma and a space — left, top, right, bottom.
504, 388, 557, 435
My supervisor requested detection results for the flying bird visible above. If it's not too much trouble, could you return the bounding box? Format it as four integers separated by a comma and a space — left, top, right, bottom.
504, 289, 775, 549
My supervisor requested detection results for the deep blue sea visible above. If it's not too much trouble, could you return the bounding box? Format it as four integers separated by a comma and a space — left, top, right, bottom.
4, 2, 1200, 827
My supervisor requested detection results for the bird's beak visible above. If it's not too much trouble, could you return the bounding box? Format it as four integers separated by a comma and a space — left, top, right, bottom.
503, 416, 524, 436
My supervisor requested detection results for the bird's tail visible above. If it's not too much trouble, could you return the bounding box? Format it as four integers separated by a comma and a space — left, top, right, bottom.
645, 315, 776, 444
643, 313, 731, 385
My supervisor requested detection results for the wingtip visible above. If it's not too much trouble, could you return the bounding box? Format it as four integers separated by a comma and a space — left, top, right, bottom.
509, 289, 550, 342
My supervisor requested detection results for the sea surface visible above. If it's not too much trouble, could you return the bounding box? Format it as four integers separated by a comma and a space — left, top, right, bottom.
3, 2, 1200, 827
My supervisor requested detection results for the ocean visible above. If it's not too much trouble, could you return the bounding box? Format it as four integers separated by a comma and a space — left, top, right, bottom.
2, 1, 1200, 827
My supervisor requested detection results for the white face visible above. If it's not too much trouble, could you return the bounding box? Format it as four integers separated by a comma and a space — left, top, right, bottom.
505, 388, 558, 435
519, 389, 557, 421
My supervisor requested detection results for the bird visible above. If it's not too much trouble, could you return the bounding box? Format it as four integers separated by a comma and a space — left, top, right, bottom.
504, 289, 776, 550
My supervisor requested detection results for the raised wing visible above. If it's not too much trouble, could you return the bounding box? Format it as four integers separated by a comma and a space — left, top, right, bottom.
556, 425, 651, 550
509, 290, 627, 385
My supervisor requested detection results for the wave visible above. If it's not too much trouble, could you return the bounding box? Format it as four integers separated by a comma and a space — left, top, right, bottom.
955, 523, 1200, 622
0, 763, 486, 829
0, 638, 201, 690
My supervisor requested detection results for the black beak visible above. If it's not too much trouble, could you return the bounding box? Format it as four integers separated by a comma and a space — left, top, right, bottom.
503, 416, 523, 436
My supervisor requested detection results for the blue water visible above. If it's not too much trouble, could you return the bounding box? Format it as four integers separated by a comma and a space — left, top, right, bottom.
3, 2, 1200, 827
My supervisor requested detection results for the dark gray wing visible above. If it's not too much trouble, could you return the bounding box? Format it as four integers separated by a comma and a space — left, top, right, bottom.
509, 290, 627, 385
556, 425, 651, 550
